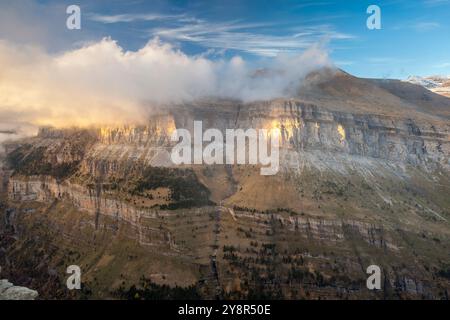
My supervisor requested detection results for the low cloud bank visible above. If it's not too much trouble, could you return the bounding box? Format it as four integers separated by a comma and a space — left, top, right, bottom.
0, 37, 331, 128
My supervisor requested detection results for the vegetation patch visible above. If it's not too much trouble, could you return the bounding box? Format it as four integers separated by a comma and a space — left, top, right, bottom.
122, 167, 212, 209
115, 277, 201, 300
7, 145, 80, 180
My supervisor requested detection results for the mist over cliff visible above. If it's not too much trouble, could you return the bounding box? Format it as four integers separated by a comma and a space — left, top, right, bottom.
0, 37, 330, 129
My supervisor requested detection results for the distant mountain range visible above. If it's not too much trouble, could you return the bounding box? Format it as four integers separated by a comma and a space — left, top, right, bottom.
404, 75, 450, 97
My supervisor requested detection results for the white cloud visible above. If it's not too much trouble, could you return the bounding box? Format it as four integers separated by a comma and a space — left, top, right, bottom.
393, 20, 441, 32
151, 19, 352, 57
88, 13, 184, 24
0, 37, 331, 128
414, 22, 440, 31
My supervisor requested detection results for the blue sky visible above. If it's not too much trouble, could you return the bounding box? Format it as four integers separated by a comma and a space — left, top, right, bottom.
1, 0, 450, 79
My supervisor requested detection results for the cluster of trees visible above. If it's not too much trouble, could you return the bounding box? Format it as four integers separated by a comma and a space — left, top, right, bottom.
7, 145, 80, 180
115, 276, 201, 300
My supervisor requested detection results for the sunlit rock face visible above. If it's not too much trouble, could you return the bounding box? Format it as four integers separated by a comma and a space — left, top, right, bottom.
21, 96, 450, 178
168, 99, 450, 171
98, 114, 176, 146
82, 114, 177, 174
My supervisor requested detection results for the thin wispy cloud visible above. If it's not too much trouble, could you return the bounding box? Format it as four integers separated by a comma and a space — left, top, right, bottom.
414, 21, 440, 31
293, 1, 332, 9
433, 62, 450, 68
334, 60, 354, 66
366, 57, 415, 64
423, 0, 450, 6
393, 20, 440, 32
88, 13, 184, 23
149, 19, 353, 57
87, 10, 353, 57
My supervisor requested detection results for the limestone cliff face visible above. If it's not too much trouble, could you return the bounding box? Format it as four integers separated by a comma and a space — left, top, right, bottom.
239, 100, 449, 167
7, 176, 398, 250
1, 71, 450, 299
8, 177, 150, 223
68, 98, 450, 178
7, 177, 173, 247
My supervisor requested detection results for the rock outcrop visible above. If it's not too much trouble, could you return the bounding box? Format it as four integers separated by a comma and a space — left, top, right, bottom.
0, 279, 38, 300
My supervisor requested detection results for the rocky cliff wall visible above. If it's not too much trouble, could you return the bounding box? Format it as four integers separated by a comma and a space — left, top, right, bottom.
73, 99, 450, 176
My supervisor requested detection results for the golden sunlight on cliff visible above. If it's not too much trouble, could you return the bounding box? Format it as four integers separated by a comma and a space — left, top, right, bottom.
268, 118, 300, 142
337, 124, 346, 142
98, 115, 177, 143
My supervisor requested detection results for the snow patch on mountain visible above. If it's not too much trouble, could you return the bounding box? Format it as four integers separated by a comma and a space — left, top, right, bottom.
404, 75, 450, 97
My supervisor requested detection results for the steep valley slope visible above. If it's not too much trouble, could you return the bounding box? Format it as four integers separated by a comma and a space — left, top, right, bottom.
1, 69, 450, 300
